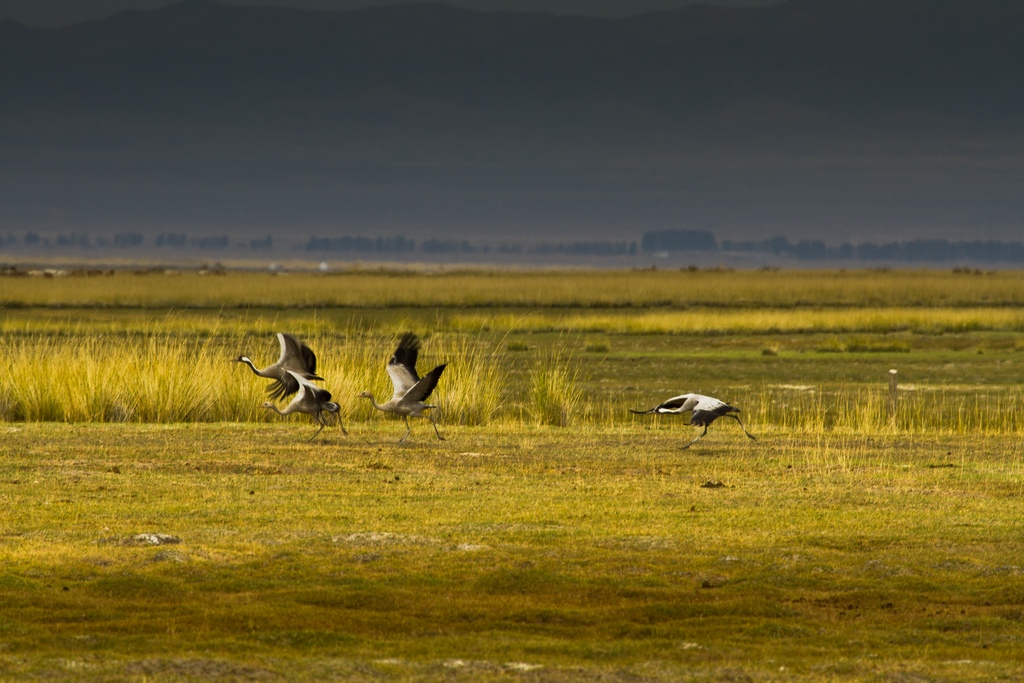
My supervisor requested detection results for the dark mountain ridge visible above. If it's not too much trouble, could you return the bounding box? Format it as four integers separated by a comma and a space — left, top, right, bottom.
7, 0, 1020, 120
1, 0, 1022, 243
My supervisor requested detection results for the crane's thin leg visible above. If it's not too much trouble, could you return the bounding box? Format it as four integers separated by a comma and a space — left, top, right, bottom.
726, 414, 757, 441
324, 408, 348, 436
428, 414, 446, 441
681, 424, 709, 450
398, 416, 412, 445
308, 418, 326, 442
305, 399, 326, 442
421, 404, 446, 441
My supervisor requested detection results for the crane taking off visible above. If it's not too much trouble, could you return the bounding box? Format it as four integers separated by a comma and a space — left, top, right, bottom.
233, 332, 323, 400
630, 393, 757, 449
262, 370, 345, 439
360, 332, 447, 444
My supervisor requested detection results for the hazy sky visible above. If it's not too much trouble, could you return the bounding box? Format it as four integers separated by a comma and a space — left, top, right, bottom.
3, 0, 1020, 244
1, 0, 785, 28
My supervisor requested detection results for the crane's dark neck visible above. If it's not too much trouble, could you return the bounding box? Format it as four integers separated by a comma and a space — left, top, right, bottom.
361, 393, 384, 411
240, 357, 271, 377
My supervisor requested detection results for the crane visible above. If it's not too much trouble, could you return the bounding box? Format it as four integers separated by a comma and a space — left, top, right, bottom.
630, 393, 757, 449
233, 332, 323, 400
262, 370, 345, 439
359, 332, 447, 444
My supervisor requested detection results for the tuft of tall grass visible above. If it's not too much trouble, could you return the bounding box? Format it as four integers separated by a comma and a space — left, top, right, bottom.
428, 334, 507, 426
0, 328, 515, 427
0, 334, 269, 423
526, 345, 583, 427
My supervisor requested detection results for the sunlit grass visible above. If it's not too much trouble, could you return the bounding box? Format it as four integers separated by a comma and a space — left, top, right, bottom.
8, 305, 1024, 339
452, 306, 1024, 335
5, 327, 1024, 436
4, 269, 1024, 679
526, 343, 583, 426
0, 334, 261, 423
745, 384, 1024, 436
0, 329, 522, 427
5, 268, 1024, 309
1, 423, 1023, 679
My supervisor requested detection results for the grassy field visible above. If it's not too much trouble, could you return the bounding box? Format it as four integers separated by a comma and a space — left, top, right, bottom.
3, 425, 1023, 681
4, 267, 1024, 308
2, 269, 1024, 680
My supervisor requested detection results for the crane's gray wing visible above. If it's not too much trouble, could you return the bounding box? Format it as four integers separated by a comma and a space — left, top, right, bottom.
387, 332, 422, 397
284, 371, 327, 411
298, 341, 318, 376
387, 362, 419, 399
630, 393, 698, 415
690, 396, 737, 425
390, 333, 421, 374
266, 337, 308, 400
275, 333, 292, 366
267, 371, 301, 401
402, 364, 447, 404
282, 371, 310, 411
278, 333, 322, 378
293, 370, 333, 405
294, 371, 336, 419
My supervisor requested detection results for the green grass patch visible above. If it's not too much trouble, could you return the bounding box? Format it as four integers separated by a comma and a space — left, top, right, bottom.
3, 270, 1024, 679
1, 424, 1023, 679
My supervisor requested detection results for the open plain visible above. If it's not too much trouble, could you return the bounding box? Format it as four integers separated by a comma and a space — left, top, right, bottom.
1, 268, 1023, 681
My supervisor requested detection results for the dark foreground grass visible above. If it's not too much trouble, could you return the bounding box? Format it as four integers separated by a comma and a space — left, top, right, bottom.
1, 423, 1023, 681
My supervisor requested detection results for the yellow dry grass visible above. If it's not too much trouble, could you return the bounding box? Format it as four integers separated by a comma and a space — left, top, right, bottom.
451, 306, 1024, 335
1, 423, 1023, 680
4, 267, 1024, 308
3, 269, 1024, 679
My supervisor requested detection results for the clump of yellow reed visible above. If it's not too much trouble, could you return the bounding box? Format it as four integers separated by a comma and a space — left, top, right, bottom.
0, 333, 268, 422
4, 325, 1024, 436
0, 320, 575, 430
526, 344, 583, 426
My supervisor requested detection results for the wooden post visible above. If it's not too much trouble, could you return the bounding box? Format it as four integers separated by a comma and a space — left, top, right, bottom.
888, 369, 898, 426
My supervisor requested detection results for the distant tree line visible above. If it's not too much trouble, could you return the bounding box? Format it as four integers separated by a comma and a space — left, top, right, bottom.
5, 231, 273, 250
10, 227, 1024, 263
528, 241, 637, 256
642, 230, 1024, 263
305, 235, 416, 253
113, 232, 144, 248
719, 237, 1024, 263
421, 239, 475, 254
56, 232, 92, 248
304, 236, 638, 256
5, 231, 638, 257
641, 230, 718, 252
